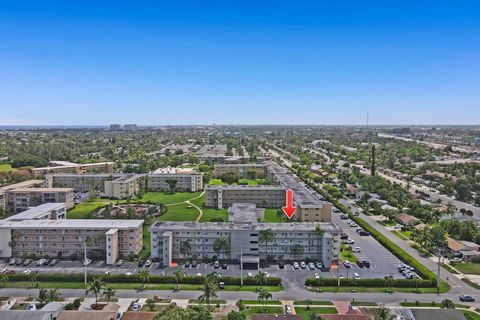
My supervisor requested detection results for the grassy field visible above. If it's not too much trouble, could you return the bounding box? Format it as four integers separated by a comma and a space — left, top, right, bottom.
245, 306, 284, 316
67, 199, 119, 219
453, 263, 480, 275
156, 203, 200, 222
190, 194, 228, 222
0, 163, 15, 172
263, 208, 285, 223
143, 191, 202, 204
391, 230, 410, 240
294, 306, 338, 315
243, 300, 282, 305
293, 301, 333, 305
463, 310, 480, 320
340, 243, 358, 263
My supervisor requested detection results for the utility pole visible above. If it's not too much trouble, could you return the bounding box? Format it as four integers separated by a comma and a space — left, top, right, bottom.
437, 248, 442, 295
84, 241, 87, 285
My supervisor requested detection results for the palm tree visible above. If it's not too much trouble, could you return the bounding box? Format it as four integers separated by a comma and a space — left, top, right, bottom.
313, 225, 325, 262
370, 305, 395, 320
179, 240, 192, 261
37, 288, 50, 306
174, 269, 184, 291
255, 287, 272, 311
102, 286, 116, 303
254, 271, 267, 288
86, 277, 106, 305
146, 298, 156, 311
384, 275, 394, 293
29, 272, 38, 288
198, 277, 218, 308
259, 229, 275, 264
138, 269, 150, 290
213, 236, 231, 264
48, 288, 62, 302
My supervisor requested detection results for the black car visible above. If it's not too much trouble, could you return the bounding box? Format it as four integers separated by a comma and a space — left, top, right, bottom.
340, 214, 349, 220
137, 260, 145, 267
459, 295, 475, 302
221, 263, 228, 269
359, 230, 370, 236
340, 233, 349, 240
357, 260, 371, 268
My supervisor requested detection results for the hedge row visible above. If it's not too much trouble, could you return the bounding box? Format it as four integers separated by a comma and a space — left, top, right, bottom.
297, 171, 437, 281
305, 277, 436, 288
7, 273, 281, 286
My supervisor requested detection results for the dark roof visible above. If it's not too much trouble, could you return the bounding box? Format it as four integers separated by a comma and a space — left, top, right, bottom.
412, 309, 467, 320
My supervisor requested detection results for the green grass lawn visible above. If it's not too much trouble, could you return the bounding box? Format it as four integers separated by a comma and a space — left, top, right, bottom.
263, 208, 286, 223
245, 306, 284, 316
142, 192, 201, 204
340, 244, 358, 263
208, 179, 226, 185
463, 310, 480, 320
243, 300, 282, 305
0, 163, 15, 172
67, 199, 118, 219
294, 306, 338, 315
293, 301, 333, 306
378, 220, 396, 227
391, 230, 410, 240
156, 203, 200, 222
453, 263, 480, 275
190, 194, 228, 222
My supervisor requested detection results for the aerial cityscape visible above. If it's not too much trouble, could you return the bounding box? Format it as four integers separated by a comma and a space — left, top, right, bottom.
1, 1, 480, 320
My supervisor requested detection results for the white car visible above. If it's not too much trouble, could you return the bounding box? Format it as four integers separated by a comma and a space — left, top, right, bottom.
82, 258, 92, 266
131, 303, 141, 311
300, 261, 307, 269
314, 273, 320, 279
36, 259, 46, 266
343, 239, 355, 245
353, 246, 361, 253
353, 272, 360, 279
247, 272, 253, 277
293, 262, 300, 269
22, 270, 31, 275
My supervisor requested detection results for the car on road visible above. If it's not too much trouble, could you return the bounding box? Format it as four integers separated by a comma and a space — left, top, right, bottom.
285, 305, 292, 315
131, 303, 141, 311
116, 259, 124, 267
293, 262, 300, 269
340, 233, 349, 240
300, 261, 307, 269
353, 246, 361, 253
213, 261, 220, 269
219, 281, 225, 289
343, 261, 351, 268
49, 259, 58, 266
308, 262, 315, 270
191, 260, 197, 268
343, 239, 355, 244
23, 270, 31, 275
144, 260, 153, 267
315, 262, 323, 270
22, 259, 32, 266
8, 258, 16, 266
459, 295, 475, 302
82, 258, 92, 266
359, 230, 370, 236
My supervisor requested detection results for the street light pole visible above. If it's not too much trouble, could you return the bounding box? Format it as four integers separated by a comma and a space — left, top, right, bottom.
240, 246, 243, 287
84, 240, 87, 286
437, 248, 442, 295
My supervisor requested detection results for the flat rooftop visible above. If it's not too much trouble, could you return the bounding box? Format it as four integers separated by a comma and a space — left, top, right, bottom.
228, 203, 263, 223
6, 203, 65, 221
0, 180, 44, 193
206, 185, 284, 191
196, 144, 229, 156
215, 163, 267, 167
152, 220, 341, 232
0, 218, 143, 230
8, 187, 74, 192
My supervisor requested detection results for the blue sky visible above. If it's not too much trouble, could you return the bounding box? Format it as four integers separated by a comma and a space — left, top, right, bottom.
0, 1, 479, 125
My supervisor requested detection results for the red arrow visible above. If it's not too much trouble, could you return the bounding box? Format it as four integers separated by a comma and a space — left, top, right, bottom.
282, 189, 296, 219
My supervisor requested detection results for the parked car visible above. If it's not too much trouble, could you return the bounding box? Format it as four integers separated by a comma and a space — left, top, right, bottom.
82, 258, 92, 266
137, 260, 145, 267
8, 259, 16, 266
300, 261, 307, 269
22, 259, 32, 266
49, 259, 59, 266
340, 233, 349, 240
359, 230, 370, 236
285, 305, 292, 315
43, 259, 51, 266
247, 272, 253, 277
144, 260, 153, 267
36, 259, 46, 266
221, 263, 228, 270
314, 273, 320, 279
353, 246, 361, 253
293, 262, 300, 269
116, 259, 124, 267
308, 262, 315, 270
315, 262, 323, 270
15, 259, 24, 266
460, 295, 475, 302
213, 261, 220, 269
278, 262, 285, 269
353, 272, 360, 279
23, 270, 31, 275
340, 214, 349, 220
191, 260, 197, 268
343, 239, 355, 245
357, 260, 370, 268
131, 303, 141, 311
219, 281, 225, 289
343, 261, 351, 268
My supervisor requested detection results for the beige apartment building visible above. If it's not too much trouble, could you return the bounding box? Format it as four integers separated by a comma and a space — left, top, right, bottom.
0, 204, 143, 264
150, 203, 340, 269
104, 174, 140, 199
205, 185, 286, 209
31, 162, 115, 177
0, 180, 44, 210
213, 164, 268, 179
6, 187, 74, 213
45, 173, 122, 192
147, 173, 203, 192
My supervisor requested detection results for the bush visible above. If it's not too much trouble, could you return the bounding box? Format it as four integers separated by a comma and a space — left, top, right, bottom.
305, 277, 436, 288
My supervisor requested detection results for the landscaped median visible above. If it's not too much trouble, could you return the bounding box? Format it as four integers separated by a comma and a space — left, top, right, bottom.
1, 273, 283, 292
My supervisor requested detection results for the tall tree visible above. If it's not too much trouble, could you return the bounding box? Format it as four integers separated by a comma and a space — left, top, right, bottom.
174, 269, 184, 291
86, 277, 106, 305
313, 225, 325, 262
138, 269, 150, 290
259, 229, 275, 263
102, 286, 116, 304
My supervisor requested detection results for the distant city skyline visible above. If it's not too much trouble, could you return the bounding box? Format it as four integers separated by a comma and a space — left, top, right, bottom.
1, 1, 479, 125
